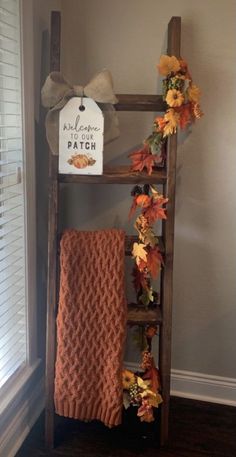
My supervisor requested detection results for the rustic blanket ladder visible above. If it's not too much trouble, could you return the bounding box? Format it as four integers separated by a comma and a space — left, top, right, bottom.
45, 10, 181, 449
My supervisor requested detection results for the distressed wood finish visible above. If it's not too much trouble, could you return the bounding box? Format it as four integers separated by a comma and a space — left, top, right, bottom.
115, 94, 167, 111
159, 16, 181, 446
59, 166, 167, 184
49, 12, 61, 73
127, 305, 162, 325
45, 11, 61, 450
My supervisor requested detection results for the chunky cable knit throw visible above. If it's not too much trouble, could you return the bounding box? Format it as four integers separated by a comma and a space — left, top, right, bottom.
54, 229, 127, 427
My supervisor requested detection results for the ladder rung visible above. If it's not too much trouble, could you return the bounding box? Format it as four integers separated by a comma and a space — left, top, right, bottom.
115, 94, 166, 112
127, 304, 162, 325
59, 165, 167, 185
56, 235, 165, 258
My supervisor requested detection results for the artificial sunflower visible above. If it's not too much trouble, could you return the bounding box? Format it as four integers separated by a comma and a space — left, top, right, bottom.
188, 84, 201, 103
122, 369, 136, 390
166, 89, 184, 107
163, 109, 180, 137
158, 55, 180, 76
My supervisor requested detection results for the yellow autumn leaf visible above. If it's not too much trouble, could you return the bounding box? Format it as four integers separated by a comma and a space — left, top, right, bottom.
140, 389, 155, 398
150, 185, 163, 202
148, 393, 163, 408
137, 376, 151, 390
163, 109, 180, 137
188, 84, 201, 103
158, 55, 180, 76
132, 242, 147, 263
150, 185, 158, 196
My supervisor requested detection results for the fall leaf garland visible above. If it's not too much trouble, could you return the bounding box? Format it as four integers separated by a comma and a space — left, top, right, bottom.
129, 55, 203, 175
128, 55, 202, 314
122, 326, 163, 422
124, 183, 167, 422
124, 55, 203, 423
130, 184, 167, 307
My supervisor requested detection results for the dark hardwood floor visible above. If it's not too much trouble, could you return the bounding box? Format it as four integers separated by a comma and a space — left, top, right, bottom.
16, 397, 236, 457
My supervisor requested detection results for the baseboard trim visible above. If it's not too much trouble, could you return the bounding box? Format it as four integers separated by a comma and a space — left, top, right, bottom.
0, 365, 45, 457
124, 361, 236, 407
171, 369, 236, 406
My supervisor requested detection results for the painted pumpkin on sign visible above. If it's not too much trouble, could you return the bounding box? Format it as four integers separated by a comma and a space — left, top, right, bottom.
67, 154, 96, 169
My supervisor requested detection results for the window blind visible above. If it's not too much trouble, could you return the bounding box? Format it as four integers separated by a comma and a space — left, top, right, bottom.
0, 0, 27, 389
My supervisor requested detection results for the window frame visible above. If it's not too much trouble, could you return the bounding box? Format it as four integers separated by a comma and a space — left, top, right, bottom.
20, 0, 37, 366
0, 0, 39, 409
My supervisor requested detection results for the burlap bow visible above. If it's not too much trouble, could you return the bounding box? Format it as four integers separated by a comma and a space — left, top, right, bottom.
41, 69, 119, 155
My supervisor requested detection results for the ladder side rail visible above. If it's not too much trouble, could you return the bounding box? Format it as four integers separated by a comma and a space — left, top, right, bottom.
160, 16, 181, 446
45, 10, 61, 449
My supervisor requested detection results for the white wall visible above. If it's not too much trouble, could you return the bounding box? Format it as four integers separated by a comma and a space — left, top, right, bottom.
59, 0, 236, 384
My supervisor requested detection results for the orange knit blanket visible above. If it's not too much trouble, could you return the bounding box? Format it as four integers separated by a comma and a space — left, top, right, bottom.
54, 229, 127, 427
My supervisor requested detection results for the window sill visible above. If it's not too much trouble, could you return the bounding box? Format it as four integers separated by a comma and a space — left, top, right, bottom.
0, 358, 44, 457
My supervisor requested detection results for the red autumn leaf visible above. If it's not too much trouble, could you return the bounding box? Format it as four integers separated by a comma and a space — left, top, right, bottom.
178, 103, 192, 129
143, 197, 168, 224
138, 258, 148, 272
132, 266, 148, 292
143, 366, 161, 393
146, 246, 163, 279
129, 146, 156, 175
128, 195, 138, 220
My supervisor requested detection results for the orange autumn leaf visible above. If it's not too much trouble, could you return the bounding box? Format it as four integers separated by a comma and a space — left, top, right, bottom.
136, 194, 151, 208
143, 366, 161, 393
155, 116, 166, 132
129, 147, 156, 175
146, 246, 163, 279
143, 197, 168, 224
145, 325, 158, 339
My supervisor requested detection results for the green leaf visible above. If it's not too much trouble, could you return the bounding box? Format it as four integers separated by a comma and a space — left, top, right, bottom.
144, 228, 156, 247
140, 287, 154, 306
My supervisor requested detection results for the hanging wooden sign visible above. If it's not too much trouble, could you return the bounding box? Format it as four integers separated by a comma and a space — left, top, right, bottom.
59, 97, 104, 175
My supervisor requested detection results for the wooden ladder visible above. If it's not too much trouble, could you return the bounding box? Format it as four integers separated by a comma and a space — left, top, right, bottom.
45, 11, 181, 449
